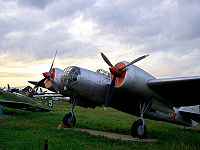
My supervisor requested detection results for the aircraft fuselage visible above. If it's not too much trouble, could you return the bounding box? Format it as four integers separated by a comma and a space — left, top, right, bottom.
48, 63, 197, 127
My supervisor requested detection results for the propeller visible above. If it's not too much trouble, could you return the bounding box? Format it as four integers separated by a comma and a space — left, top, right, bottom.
0, 87, 5, 90
101, 52, 149, 107
7, 84, 10, 90
34, 50, 60, 93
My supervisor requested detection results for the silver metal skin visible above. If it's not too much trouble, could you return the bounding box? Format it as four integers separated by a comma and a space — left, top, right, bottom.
51, 68, 66, 94
53, 68, 63, 86
112, 62, 176, 114
45, 63, 199, 127
61, 66, 109, 102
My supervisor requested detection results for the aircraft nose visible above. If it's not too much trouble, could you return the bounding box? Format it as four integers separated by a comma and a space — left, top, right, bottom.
43, 72, 52, 78
109, 66, 123, 77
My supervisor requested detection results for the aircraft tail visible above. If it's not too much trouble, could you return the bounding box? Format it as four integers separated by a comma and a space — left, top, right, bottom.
178, 105, 200, 123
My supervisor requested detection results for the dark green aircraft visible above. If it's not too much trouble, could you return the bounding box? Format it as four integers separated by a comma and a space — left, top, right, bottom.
0, 86, 53, 115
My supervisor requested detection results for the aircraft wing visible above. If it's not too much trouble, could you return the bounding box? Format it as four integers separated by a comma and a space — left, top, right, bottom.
0, 90, 52, 112
33, 94, 67, 97
148, 76, 200, 107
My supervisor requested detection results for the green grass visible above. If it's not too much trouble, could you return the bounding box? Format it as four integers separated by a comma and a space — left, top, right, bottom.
0, 101, 200, 150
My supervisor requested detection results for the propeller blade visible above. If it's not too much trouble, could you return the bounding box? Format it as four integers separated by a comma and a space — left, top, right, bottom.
49, 77, 60, 93
49, 50, 58, 72
119, 54, 149, 71
100, 52, 113, 67
34, 78, 46, 89
105, 76, 116, 107
7, 84, 10, 90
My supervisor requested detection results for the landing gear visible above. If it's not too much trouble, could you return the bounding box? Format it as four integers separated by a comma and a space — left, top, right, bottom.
62, 99, 78, 128
131, 118, 147, 139
131, 101, 151, 139
62, 112, 76, 128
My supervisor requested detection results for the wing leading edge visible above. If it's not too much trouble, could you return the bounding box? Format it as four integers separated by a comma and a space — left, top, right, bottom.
148, 76, 200, 107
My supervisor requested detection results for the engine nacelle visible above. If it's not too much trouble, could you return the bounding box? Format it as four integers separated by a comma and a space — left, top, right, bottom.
53, 68, 63, 86
117, 62, 173, 113
117, 61, 155, 98
44, 68, 64, 92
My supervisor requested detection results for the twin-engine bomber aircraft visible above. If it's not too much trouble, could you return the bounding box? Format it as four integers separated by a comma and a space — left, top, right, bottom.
29, 51, 200, 139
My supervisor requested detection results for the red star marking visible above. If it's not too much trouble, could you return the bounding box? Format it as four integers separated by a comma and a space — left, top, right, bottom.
171, 113, 177, 119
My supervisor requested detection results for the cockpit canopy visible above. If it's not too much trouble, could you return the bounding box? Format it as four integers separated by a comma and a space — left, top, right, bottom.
61, 66, 81, 85
96, 69, 110, 79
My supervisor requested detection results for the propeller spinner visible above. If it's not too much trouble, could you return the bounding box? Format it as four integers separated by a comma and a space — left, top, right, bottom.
101, 52, 149, 107
34, 50, 60, 93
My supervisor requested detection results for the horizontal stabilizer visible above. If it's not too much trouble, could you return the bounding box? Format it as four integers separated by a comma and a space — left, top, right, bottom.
179, 111, 200, 123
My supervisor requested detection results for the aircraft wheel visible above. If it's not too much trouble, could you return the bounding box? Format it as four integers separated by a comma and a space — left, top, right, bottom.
62, 112, 76, 128
131, 118, 147, 139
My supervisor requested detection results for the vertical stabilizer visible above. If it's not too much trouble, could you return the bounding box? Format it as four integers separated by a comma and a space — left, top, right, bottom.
179, 105, 200, 114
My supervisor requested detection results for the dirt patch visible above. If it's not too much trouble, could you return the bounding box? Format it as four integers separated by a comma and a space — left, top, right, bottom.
63, 127, 157, 142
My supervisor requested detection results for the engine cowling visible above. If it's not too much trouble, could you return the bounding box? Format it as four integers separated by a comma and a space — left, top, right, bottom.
44, 68, 63, 90
115, 61, 155, 98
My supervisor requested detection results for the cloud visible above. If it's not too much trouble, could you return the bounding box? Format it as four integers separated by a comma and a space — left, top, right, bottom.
0, 0, 200, 86
86, 1, 200, 48
17, 0, 56, 9
0, 72, 36, 77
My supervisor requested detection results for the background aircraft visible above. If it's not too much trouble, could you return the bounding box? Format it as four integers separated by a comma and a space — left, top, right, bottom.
0, 86, 53, 115
29, 51, 200, 139
7, 84, 19, 93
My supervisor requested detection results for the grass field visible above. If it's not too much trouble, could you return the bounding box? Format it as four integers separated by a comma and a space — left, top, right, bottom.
0, 101, 200, 150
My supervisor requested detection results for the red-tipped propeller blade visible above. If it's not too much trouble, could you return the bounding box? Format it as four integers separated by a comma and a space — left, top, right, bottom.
119, 54, 149, 71
49, 50, 58, 72
34, 50, 60, 93
101, 52, 149, 107
34, 78, 46, 89
100, 52, 113, 67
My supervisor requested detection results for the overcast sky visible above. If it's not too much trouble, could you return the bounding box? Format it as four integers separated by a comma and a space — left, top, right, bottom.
1, 0, 200, 87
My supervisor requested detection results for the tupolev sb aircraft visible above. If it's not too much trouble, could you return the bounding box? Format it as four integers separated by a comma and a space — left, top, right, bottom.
29, 51, 200, 139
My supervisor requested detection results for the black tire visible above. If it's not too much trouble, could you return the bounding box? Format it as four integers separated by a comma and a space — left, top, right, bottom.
131, 118, 147, 139
62, 112, 76, 128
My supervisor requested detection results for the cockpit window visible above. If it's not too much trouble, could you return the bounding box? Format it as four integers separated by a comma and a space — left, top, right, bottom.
61, 66, 81, 85
96, 69, 110, 79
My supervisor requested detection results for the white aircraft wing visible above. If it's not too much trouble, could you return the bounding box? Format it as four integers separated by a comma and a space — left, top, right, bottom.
148, 76, 200, 107
33, 94, 66, 97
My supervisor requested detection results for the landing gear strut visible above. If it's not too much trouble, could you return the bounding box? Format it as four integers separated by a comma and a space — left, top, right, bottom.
62, 99, 78, 128
131, 101, 151, 139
